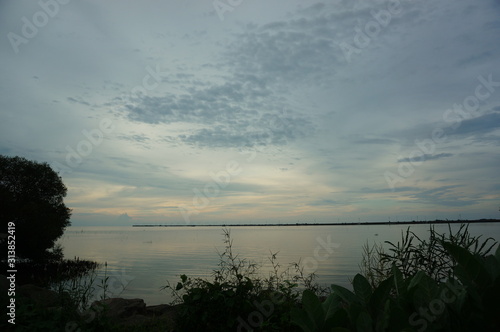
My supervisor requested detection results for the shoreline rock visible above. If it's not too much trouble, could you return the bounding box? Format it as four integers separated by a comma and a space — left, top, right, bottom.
7, 282, 178, 330
90, 297, 177, 329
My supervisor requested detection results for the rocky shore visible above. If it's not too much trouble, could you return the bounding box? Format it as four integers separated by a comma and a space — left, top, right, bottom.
4, 281, 178, 330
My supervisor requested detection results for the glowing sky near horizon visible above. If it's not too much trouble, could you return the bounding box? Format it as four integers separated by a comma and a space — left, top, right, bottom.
1, 0, 499, 225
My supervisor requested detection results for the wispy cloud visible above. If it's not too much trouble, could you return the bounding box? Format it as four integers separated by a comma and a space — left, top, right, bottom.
449, 111, 500, 137
408, 185, 479, 207
397, 153, 454, 163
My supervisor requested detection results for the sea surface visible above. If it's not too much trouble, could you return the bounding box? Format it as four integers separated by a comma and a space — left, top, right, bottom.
56, 223, 500, 305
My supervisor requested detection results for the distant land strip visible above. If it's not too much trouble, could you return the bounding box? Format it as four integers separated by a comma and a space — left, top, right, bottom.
132, 219, 500, 227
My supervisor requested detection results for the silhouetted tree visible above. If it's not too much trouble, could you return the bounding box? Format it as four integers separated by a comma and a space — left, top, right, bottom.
0, 155, 71, 261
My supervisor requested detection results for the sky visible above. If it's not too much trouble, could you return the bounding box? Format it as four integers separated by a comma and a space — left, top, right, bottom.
1, 0, 499, 226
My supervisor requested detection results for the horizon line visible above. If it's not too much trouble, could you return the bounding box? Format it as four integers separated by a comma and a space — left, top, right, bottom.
131, 219, 500, 227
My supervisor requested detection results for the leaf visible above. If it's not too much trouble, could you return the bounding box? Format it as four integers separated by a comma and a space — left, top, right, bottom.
331, 284, 358, 305
376, 299, 393, 332
302, 289, 324, 329
408, 271, 438, 306
442, 241, 492, 286
355, 311, 373, 332
369, 276, 393, 312
346, 302, 364, 327
386, 301, 409, 332
482, 277, 500, 315
495, 244, 500, 263
291, 307, 315, 332
325, 305, 350, 330
322, 293, 343, 320
192, 290, 202, 301
391, 265, 407, 299
407, 271, 427, 290
353, 274, 372, 305
483, 255, 500, 280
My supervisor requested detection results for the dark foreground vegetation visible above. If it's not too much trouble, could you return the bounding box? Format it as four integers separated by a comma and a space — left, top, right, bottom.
7, 257, 99, 287
164, 225, 500, 332
1, 155, 72, 262
4, 224, 499, 331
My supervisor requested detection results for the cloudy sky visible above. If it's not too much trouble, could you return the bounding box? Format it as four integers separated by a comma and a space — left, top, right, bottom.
1, 0, 499, 226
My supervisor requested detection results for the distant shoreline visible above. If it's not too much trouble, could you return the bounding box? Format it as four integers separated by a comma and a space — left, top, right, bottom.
132, 219, 500, 227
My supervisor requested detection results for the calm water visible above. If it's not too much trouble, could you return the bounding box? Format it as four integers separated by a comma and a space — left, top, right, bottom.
56, 223, 500, 305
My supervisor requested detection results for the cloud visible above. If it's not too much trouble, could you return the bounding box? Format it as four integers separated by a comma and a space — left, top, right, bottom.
353, 186, 421, 194
351, 137, 399, 145
117, 134, 150, 143
124, 80, 270, 125
117, 213, 132, 223
397, 153, 454, 163
307, 199, 343, 207
451, 111, 500, 137
222, 3, 355, 86
409, 185, 479, 207
119, 83, 315, 148
67, 97, 91, 106
387, 108, 500, 151
115, 2, 383, 149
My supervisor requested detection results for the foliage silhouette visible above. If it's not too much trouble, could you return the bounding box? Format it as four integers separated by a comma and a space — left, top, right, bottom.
163, 228, 319, 331
292, 225, 500, 332
359, 224, 497, 287
0, 155, 71, 261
